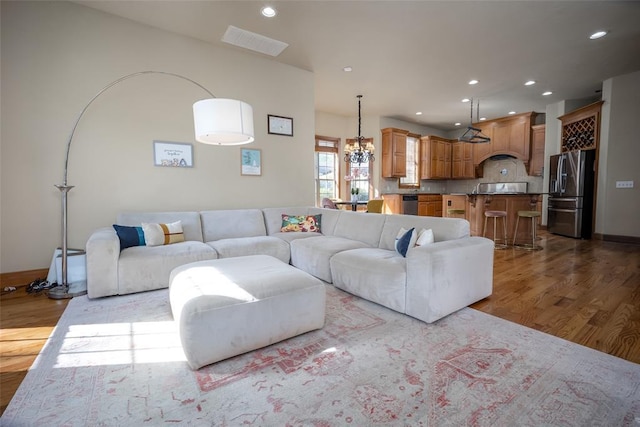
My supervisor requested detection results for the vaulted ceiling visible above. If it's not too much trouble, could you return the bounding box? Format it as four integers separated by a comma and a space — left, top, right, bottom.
75, 1, 640, 131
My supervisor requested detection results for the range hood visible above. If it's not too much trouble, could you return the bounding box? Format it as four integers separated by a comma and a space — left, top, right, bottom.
458, 98, 491, 144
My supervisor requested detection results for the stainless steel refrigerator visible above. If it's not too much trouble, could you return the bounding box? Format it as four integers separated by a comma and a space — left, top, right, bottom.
548, 149, 596, 238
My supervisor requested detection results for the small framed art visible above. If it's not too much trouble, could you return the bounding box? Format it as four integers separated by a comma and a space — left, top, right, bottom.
267, 115, 293, 136
241, 148, 262, 176
153, 141, 193, 167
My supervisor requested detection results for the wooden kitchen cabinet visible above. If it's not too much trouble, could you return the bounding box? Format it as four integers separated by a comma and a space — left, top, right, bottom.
420, 135, 451, 179
381, 128, 408, 178
528, 124, 545, 176
381, 194, 402, 214
418, 195, 443, 217
472, 112, 536, 176
451, 141, 475, 179
421, 136, 473, 180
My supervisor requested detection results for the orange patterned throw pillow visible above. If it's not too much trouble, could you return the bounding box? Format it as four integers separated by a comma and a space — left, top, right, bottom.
142, 221, 185, 246
280, 214, 322, 233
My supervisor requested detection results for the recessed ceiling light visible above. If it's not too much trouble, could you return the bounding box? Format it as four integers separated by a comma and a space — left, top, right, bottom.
508, 111, 516, 115
468, 79, 479, 85
589, 30, 608, 40
261, 6, 277, 17
416, 112, 423, 116
461, 98, 470, 103
454, 122, 461, 126
542, 91, 553, 96
525, 80, 536, 86
343, 66, 353, 72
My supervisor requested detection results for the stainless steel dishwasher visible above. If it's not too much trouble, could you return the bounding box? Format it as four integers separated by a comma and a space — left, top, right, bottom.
402, 194, 418, 215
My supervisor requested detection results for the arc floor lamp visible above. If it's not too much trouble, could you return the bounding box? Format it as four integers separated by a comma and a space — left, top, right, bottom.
46, 70, 254, 299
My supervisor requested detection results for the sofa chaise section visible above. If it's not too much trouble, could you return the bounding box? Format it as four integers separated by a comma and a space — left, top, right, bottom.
330, 214, 493, 322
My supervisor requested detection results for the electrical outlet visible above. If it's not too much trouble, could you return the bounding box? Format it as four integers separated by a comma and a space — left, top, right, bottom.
615, 181, 634, 188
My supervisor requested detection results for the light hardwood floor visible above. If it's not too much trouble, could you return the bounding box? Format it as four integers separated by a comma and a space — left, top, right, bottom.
1, 231, 639, 415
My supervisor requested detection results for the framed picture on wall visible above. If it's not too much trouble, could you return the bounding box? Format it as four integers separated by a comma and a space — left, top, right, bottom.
153, 141, 193, 167
241, 148, 262, 176
267, 115, 293, 136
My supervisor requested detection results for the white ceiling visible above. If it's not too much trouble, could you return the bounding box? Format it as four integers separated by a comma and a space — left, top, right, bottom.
75, 1, 640, 131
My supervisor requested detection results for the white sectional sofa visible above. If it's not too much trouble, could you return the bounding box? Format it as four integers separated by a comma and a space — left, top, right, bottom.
86, 207, 494, 323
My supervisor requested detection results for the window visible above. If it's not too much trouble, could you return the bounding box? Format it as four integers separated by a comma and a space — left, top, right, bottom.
315, 135, 340, 206
400, 133, 420, 187
346, 138, 373, 201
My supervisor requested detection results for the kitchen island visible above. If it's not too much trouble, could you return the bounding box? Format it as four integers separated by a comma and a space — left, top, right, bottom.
444, 193, 542, 242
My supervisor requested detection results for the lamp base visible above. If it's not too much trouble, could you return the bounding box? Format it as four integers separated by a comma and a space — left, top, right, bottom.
46, 280, 87, 300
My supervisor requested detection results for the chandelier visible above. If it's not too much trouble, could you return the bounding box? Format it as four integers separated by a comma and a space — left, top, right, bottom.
344, 95, 375, 164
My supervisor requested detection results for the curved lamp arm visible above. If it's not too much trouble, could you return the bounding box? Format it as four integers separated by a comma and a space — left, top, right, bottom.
48, 70, 253, 299
61, 70, 215, 187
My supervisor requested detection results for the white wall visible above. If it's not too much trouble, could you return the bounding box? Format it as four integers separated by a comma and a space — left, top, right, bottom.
1, 2, 315, 273
598, 70, 640, 238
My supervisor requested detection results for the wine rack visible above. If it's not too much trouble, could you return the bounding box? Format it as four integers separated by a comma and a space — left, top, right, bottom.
559, 101, 604, 153
562, 115, 596, 151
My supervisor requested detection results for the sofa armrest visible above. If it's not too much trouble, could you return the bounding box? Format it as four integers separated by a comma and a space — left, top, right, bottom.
405, 236, 494, 323
86, 227, 120, 298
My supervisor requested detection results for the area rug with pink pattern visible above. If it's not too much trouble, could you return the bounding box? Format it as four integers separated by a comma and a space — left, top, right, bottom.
3, 285, 640, 426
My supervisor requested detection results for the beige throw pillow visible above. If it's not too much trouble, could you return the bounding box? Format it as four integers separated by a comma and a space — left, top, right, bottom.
142, 221, 185, 246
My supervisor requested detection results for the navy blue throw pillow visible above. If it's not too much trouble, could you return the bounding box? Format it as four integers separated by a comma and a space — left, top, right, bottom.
395, 227, 415, 258
113, 224, 146, 250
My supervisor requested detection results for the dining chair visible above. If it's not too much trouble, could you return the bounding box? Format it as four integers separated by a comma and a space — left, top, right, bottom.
366, 199, 384, 213
321, 198, 339, 209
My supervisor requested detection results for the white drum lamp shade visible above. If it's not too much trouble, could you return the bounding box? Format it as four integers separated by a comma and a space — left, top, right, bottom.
193, 98, 254, 145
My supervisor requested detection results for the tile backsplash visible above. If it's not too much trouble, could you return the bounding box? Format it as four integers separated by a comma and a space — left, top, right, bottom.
382, 158, 543, 194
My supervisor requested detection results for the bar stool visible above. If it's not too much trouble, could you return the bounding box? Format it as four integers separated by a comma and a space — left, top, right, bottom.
483, 210, 508, 249
513, 210, 542, 250
447, 208, 466, 219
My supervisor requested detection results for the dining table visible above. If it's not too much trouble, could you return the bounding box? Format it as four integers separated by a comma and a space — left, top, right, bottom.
335, 201, 368, 212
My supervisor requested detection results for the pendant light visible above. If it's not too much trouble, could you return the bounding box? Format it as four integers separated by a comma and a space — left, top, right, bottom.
459, 98, 491, 143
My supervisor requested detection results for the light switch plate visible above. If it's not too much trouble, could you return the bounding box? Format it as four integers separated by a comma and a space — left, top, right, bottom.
615, 181, 634, 188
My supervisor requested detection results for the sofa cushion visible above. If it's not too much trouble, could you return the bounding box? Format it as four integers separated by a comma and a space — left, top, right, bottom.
330, 248, 407, 313
117, 241, 217, 295
290, 236, 369, 283
332, 211, 386, 247
206, 236, 290, 264
200, 209, 267, 241
270, 231, 324, 244
308, 208, 342, 236
117, 212, 204, 242
379, 215, 469, 251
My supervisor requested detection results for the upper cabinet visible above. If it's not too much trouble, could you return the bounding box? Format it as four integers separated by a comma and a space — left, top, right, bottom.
381, 127, 408, 178
472, 112, 537, 176
421, 136, 474, 180
528, 124, 546, 176
451, 141, 475, 179
420, 135, 451, 179
558, 101, 604, 152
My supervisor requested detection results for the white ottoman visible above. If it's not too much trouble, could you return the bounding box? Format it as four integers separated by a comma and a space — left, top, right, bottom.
169, 254, 326, 370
